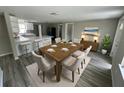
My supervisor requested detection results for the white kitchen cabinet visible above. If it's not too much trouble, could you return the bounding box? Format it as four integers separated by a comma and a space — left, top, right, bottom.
42, 38, 52, 47
11, 22, 19, 28
12, 28, 19, 32
26, 23, 34, 30
15, 36, 52, 56
10, 16, 18, 22
9, 16, 19, 33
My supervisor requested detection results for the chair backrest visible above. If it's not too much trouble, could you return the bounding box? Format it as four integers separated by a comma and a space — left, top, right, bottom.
71, 53, 85, 71
55, 37, 61, 43
85, 46, 92, 56
32, 51, 50, 71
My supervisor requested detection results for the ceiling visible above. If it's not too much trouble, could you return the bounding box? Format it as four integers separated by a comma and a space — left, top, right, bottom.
0, 6, 124, 23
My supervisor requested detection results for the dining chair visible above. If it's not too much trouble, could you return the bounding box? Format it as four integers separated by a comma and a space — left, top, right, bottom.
55, 37, 61, 43
72, 46, 92, 67
62, 54, 84, 82
33, 39, 42, 51
20, 41, 32, 56
32, 51, 56, 83
81, 45, 92, 64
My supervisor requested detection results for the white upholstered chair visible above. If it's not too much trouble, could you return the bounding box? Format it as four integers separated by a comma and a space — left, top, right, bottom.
72, 45, 92, 58
55, 37, 61, 43
62, 54, 85, 82
33, 39, 42, 51
32, 51, 56, 82
83, 45, 92, 64
20, 41, 32, 56
72, 46, 92, 67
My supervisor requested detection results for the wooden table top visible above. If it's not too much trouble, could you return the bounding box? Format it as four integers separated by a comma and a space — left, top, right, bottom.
39, 42, 82, 62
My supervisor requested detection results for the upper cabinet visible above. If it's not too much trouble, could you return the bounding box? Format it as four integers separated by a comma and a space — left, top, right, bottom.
9, 16, 19, 33
9, 16, 34, 35
26, 22, 34, 30
18, 19, 34, 31
10, 16, 18, 22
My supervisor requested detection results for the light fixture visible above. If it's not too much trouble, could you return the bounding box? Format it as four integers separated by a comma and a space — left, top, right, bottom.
81, 34, 85, 39
49, 12, 59, 16
94, 36, 98, 42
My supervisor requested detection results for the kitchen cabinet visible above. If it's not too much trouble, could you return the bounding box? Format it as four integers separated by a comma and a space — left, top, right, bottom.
15, 36, 52, 56
80, 40, 99, 52
26, 23, 34, 30
9, 16, 19, 36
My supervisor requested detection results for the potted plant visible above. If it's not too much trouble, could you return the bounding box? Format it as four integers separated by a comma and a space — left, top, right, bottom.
101, 34, 111, 55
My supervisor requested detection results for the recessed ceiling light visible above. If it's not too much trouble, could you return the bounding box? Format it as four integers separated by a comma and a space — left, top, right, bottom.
49, 12, 59, 15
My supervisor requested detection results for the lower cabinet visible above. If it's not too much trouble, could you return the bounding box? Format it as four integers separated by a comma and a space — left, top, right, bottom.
16, 38, 52, 56
80, 40, 99, 52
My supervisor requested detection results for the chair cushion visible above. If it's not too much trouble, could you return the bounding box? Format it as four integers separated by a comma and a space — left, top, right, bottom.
72, 50, 83, 58
63, 56, 77, 67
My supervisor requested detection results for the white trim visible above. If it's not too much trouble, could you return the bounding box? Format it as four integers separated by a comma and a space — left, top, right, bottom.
0, 52, 13, 57
65, 23, 74, 41
119, 64, 124, 80
0, 67, 3, 87
111, 67, 115, 87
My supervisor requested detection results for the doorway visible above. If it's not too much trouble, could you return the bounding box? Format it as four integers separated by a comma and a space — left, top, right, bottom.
48, 27, 56, 42
58, 24, 63, 39
65, 23, 74, 42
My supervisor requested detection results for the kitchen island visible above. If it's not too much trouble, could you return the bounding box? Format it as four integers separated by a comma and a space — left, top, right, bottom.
15, 35, 52, 56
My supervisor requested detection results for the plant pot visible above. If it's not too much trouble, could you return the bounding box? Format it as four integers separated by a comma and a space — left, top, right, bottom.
102, 49, 107, 55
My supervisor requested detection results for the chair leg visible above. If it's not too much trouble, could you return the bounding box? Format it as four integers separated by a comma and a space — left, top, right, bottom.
72, 71, 74, 82
81, 62, 83, 69
78, 68, 80, 74
84, 59, 85, 64
60, 64, 62, 73
54, 65, 56, 75
37, 68, 40, 75
43, 71, 45, 83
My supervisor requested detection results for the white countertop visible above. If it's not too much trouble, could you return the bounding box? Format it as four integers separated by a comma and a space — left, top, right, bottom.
15, 35, 52, 43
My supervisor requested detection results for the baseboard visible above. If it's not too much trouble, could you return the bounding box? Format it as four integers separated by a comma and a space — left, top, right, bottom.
0, 52, 13, 57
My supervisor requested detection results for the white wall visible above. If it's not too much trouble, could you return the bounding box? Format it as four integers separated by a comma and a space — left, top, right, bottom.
73, 19, 118, 50
0, 15, 12, 56
111, 16, 124, 87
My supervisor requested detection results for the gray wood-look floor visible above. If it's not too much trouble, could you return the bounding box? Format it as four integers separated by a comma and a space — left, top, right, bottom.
76, 52, 112, 87
0, 52, 112, 87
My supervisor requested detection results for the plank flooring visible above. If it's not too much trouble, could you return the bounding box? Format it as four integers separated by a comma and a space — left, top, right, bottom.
0, 52, 112, 87
76, 52, 112, 87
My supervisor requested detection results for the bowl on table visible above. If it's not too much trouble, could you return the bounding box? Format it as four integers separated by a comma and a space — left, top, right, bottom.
61, 48, 69, 52
51, 45, 57, 47
71, 44, 77, 47
47, 48, 55, 53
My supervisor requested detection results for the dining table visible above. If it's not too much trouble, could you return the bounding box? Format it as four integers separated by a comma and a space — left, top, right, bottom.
39, 42, 83, 82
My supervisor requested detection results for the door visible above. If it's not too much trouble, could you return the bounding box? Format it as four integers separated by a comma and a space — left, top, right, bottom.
110, 20, 124, 57
51, 27, 56, 42
58, 24, 63, 39
65, 23, 74, 42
